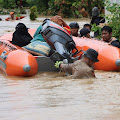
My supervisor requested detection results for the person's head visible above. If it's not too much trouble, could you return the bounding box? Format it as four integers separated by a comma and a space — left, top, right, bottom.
15, 23, 28, 33
69, 22, 79, 37
50, 15, 63, 26
82, 48, 99, 67
101, 26, 112, 42
10, 12, 14, 20
92, 7, 99, 17
10, 12, 14, 15
80, 28, 90, 38
83, 24, 92, 31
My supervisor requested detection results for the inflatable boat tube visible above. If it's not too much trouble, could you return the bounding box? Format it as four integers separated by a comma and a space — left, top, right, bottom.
73, 37, 120, 71
1, 29, 120, 71
0, 40, 38, 76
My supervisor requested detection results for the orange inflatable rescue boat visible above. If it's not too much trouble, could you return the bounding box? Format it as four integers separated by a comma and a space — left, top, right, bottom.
0, 39, 38, 76
1, 29, 120, 72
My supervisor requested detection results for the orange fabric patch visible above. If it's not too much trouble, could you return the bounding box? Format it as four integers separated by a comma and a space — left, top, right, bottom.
63, 26, 71, 34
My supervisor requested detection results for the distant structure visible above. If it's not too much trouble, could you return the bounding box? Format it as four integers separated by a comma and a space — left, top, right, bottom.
105, 0, 120, 15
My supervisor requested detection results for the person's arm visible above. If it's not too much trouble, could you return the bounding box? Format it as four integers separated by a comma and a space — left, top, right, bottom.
55, 61, 73, 74
99, 17, 105, 23
90, 17, 94, 24
57, 15, 68, 27
58, 16, 71, 34
60, 63, 73, 74
53, 15, 71, 34
111, 41, 120, 48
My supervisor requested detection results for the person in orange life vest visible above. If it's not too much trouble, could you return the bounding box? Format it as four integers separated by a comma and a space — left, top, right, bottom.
101, 26, 120, 48
50, 15, 71, 34
69, 22, 80, 37
55, 48, 99, 79
10, 12, 14, 20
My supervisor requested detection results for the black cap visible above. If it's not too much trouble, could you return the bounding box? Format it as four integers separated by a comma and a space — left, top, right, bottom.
69, 22, 79, 29
83, 48, 99, 62
80, 28, 90, 37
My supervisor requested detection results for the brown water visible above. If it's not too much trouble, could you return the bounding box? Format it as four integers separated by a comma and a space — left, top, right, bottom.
0, 14, 120, 120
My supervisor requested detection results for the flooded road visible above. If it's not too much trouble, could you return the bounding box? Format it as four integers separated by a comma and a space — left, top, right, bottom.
0, 14, 120, 120
0, 14, 90, 36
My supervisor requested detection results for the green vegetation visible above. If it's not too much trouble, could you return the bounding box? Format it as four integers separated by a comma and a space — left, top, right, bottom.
0, 0, 105, 18
0, 0, 120, 41
105, 0, 120, 40
91, 24, 102, 39
91, 0, 120, 40
30, 6, 38, 20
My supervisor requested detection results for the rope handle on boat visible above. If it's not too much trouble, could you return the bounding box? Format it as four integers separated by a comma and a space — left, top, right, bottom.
0, 41, 17, 51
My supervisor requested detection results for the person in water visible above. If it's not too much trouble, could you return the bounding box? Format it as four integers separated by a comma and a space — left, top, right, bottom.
83, 24, 92, 31
90, 7, 105, 37
90, 7, 105, 25
51, 15, 71, 34
10, 12, 14, 20
55, 48, 99, 79
80, 28, 91, 38
101, 26, 120, 48
69, 21, 79, 37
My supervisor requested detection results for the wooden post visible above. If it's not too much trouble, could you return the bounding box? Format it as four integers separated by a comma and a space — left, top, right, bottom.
88, 0, 92, 18
20, 0, 22, 9
15, 0, 18, 8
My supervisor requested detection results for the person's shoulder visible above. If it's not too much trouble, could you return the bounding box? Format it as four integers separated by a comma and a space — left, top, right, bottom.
74, 60, 88, 67
111, 37, 120, 48
111, 37, 119, 42
74, 59, 82, 64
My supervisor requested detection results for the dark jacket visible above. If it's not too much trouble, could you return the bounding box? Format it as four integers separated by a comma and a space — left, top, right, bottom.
91, 16, 105, 25
109, 39, 120, 48
91, 16, 105, 37
12, 23, 33, 47
101, 37, 120, 48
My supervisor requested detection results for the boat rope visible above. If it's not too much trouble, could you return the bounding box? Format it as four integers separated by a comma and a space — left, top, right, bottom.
0, 41, 17, 51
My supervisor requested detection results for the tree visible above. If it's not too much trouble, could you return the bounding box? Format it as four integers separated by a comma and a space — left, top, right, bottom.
15, 0, 18, 8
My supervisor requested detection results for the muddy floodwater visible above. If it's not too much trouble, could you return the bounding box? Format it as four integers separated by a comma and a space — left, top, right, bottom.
0, 14, 120, 120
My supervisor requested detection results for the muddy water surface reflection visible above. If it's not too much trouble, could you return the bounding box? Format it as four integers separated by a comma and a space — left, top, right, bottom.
0, 71, 120, 120
0, 15, 120, 120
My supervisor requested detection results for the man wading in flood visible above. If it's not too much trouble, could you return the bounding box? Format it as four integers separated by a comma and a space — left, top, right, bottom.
55, 48, 99, 79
